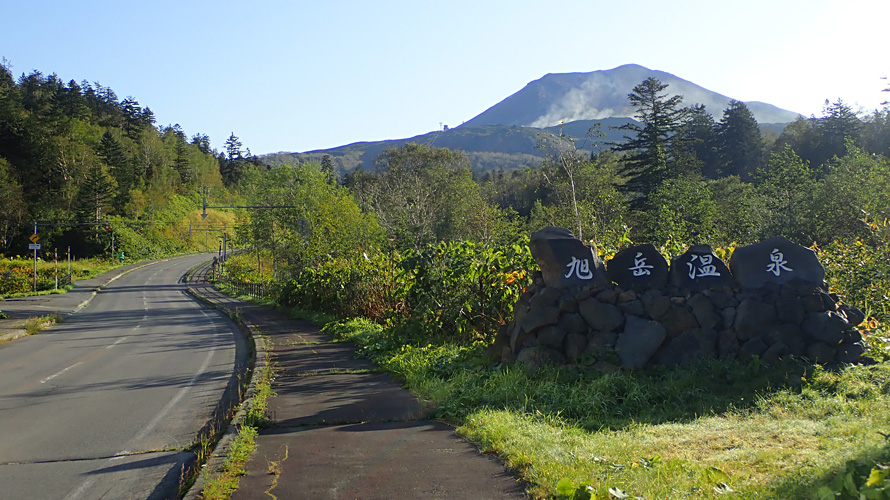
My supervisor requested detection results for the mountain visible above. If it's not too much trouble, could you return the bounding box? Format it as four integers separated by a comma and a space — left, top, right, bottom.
263, 64, 800, 173
461, 63, 801, 129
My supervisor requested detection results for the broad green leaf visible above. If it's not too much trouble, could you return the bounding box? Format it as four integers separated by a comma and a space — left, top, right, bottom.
556, 478, 575, 496
867, 466, 889, 488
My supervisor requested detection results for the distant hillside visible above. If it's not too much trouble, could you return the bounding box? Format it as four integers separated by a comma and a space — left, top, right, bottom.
263, 125, 570, 173
262, 64, 798, 173
462, 63, 801, 129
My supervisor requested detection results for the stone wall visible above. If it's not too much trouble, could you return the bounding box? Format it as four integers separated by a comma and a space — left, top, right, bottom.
488, 229, 870, 370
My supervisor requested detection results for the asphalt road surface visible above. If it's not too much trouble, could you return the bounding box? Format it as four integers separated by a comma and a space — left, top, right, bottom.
0, 255, 246, 500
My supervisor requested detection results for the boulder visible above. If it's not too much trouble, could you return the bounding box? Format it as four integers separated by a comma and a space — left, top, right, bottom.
616, 315, 667, 369
734, 298, 777, 340
806, 342, 837, 364
718, 329, 739, 359
644, 294, 671, 320
801, 311, 846, 345
564, 333, 588, 363
688, 293, 721, 329
653, 328, 716, 366
529, 286, 563, 310
669, 244, 735, 292
578, 299, 625, 332
516, 346, 566, 370
537, 325, 567, 349
529, 227, 608, 289
729, 236, 825, 289
558, 313, 588, 334
738, 337, 768, 359
619, 299, 645, 317
661, 304, 700, 338
836, 342, 866, 364
606, 244, 670, 290
839, 303, 866, 327
586, 330, 619, 354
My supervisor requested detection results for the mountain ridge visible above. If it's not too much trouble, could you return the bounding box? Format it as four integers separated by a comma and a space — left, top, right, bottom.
262, 64, 800, 173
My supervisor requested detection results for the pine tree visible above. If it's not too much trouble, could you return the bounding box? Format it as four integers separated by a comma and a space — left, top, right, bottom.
713, 100, 764, 179
612, 78, 689, 202
96, 130, 133, 210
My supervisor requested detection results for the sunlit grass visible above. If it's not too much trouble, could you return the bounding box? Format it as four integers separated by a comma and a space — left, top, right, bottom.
322, 316, 890, 499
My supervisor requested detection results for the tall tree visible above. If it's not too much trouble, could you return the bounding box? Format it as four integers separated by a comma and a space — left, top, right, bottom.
370, 143, 488, 249
713, 100, 764, 179
812, 99, 862, 172
612, 77, 689, 202
97, 130, 133, 210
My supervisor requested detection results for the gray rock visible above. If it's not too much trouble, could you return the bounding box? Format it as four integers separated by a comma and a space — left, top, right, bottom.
836, 342, 866, 364
519, 306, 560, 335
705, 289, 738, 309
578, 299, 625, 332
738, 337, 768, 359
661, 305, 700, 338
729, 236, 825, 289
564, 333, 588, 363
839, 303, 866, 327
558, 313, 588, 334
530, 286, 563, 310
653, 329, 715, 366
558, 295, 579, 314
537, 325, 566, 349
669, 244, 735, 292
586, 330, 618, 353
722, 306, 737, 331
619, 299, 645, 317
606, 244, 670, 290
688, 293, 721, 329
718, 329, 739, 359
802, 293, 826, 313
529, 227, 608, 289
776, 296, 806, 325
802, 311, 846, 345
616, 315, 667, 369
516, 346, 566, 370
734, 298, 777, 340
618, 289, 638, 303
843, 329, 863, 344
644, 295, 671, 320
762, 342, 789, 363
806, 342, 837, 364
595, 288, 619, 304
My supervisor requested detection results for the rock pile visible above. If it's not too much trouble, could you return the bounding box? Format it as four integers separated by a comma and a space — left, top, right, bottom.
490, 229, 869, 370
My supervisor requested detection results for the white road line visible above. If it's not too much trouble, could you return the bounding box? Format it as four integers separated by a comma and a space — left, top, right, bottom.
106, 337, 128, 349
65, 308, 222, 500
40, 362, 83, 384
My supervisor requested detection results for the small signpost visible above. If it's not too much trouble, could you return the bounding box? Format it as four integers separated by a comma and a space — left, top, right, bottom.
30, 233, 40, 291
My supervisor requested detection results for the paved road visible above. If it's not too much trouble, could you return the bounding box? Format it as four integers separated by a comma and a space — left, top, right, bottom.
0, 255, 246, 500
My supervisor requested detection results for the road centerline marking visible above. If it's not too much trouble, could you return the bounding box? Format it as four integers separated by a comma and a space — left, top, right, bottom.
40, 362, 83, 384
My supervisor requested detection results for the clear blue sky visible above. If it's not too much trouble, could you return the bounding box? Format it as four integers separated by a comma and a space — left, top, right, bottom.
2, 0, 887, 155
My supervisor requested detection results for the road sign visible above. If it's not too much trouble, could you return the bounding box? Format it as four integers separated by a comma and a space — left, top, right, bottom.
29, 233, 39, 244
29, 243, 41, 250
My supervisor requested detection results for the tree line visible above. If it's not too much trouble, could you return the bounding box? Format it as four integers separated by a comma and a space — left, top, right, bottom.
0, 63, 259, 256
3, 62, 889, 266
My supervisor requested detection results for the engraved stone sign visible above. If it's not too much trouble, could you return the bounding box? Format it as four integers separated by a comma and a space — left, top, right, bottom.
529, 227, 608, 289
729, 236, 825, 289
668, 244, 734, 291
606, 244, 669, 290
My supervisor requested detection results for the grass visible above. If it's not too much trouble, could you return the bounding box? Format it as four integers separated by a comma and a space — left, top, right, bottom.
198, 347, 276, 500
322, 317, 890, 499
24, 314, 63, 334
